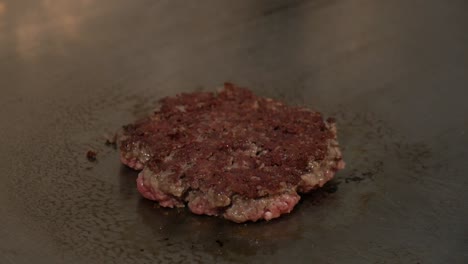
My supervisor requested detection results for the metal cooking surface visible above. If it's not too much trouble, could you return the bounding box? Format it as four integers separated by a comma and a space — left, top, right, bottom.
1, 0, 467, 263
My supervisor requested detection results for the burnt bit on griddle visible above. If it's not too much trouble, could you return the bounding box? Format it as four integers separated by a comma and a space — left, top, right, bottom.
344, 160, 384, 184
86, 150, 97, 162
104, 133, 118, 148
215, 239, 224, 247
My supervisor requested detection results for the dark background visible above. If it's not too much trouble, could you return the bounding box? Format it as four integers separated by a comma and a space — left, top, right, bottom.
1, 0, 467, 263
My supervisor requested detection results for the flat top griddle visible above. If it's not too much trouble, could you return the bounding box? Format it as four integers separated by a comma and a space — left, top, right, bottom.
1, 0, 467, 263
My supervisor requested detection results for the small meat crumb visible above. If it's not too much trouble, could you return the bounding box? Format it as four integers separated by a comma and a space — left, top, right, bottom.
86, 150, 97, 161
104, 133, 118, 148
215, 239, 224, 247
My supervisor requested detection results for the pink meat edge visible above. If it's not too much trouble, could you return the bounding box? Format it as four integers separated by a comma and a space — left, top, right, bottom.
187, 196, 220, 216
120, 154, 145, 170
223, 193, 301, 223
135, 173, 182, 208
263, 193, 301, 221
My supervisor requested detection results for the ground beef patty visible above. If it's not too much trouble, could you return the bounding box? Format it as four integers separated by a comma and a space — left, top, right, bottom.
119, 83, 345, 223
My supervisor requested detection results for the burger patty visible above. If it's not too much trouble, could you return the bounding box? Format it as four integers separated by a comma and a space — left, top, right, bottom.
119, 83, 345, 223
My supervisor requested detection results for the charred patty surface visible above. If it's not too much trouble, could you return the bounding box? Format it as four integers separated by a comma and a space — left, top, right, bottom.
119, 83, 345, 222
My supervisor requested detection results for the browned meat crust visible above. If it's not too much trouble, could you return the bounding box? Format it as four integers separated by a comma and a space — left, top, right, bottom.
120, 83, 345, 222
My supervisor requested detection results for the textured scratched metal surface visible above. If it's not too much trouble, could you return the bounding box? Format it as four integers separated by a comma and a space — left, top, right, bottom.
1, 0, 467, 263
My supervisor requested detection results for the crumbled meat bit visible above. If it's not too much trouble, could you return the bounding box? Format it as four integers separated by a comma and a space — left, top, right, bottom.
215, 239, 224, 247
86, 150, 97, 161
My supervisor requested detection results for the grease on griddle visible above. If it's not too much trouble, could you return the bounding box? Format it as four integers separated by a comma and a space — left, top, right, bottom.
345, 176, 364, 183
301, 180, 340, 206
323, 181, 340, 193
